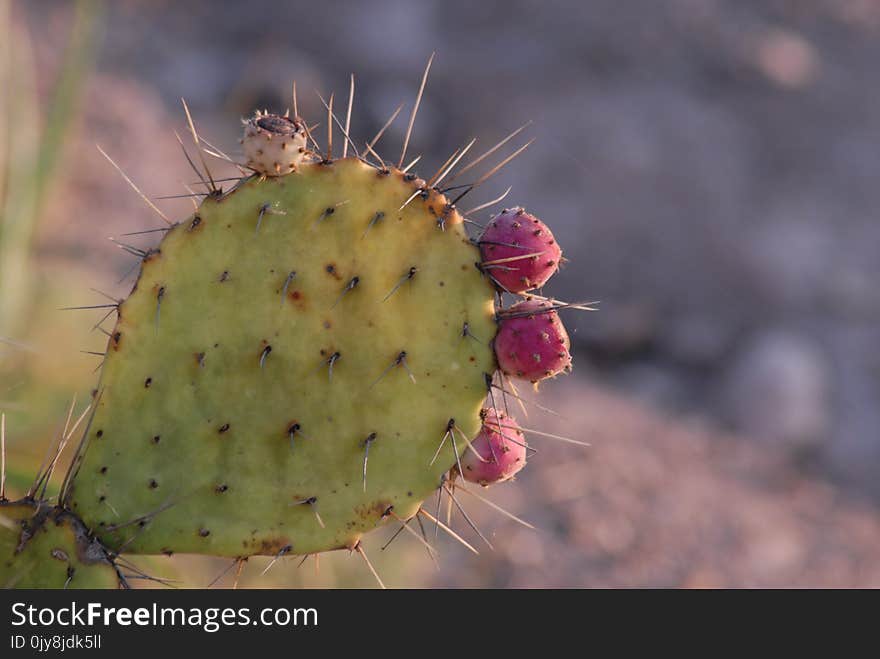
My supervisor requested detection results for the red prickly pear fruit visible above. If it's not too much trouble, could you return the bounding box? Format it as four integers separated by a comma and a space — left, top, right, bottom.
494, 298, 572, 382
478, 207, 562, 293
458, 408, 527, 485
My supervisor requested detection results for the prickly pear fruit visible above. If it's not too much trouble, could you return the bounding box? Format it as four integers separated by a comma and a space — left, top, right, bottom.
0, 500, 120, 589
495, 298, 571, 382
479, 208, 561, 293
66, 157, 497, 557
242, 111, 308, 176
458, 408, 526, 485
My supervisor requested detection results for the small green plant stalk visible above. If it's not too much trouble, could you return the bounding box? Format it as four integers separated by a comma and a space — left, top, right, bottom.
1, 59, 590, 588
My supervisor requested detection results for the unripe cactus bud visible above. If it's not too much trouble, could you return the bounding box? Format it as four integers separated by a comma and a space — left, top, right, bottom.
241, 111, 308, 176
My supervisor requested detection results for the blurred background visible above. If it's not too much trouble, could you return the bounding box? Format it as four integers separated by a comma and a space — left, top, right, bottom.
3, 0, 880, 587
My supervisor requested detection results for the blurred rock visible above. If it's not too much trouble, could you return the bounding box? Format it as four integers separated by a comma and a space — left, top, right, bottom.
430, 379, 880, 587
613, 362, 689, 410
721, 330, 831, 451
660, 313, 739, 368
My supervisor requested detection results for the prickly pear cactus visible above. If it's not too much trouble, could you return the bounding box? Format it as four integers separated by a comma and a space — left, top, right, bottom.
1, 58, 590, 588
65, 158, 497, 556
0, 500, 120, 589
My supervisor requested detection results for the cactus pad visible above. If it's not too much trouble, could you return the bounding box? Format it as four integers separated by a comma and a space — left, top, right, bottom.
0, 500, 120, 589
66, 158, 497, 557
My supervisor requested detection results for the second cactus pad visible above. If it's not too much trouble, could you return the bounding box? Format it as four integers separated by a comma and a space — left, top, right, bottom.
66, 158, 497, 557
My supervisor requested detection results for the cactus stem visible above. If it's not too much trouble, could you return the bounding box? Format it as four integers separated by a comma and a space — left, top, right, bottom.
96, 144, 173, 226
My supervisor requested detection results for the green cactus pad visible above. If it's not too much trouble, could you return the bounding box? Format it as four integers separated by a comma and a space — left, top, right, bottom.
0, 500, 120, 589
67, 158, 497, 557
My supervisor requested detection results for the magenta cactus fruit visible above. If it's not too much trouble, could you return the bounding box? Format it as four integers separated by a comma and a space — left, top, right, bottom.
478, 207, 562, 293
495, 298, 572, 382
459, 409, 527, 485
